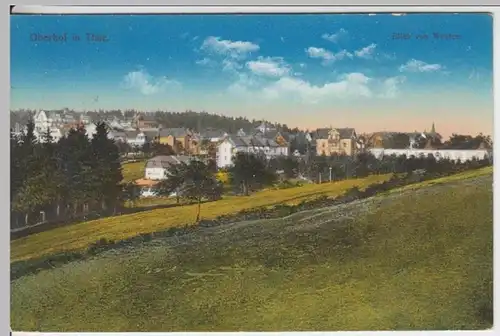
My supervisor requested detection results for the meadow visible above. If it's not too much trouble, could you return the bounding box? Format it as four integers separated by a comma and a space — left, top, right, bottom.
121, 159, 146, 182
10, 171, 493, 331
11, 174, 392, 262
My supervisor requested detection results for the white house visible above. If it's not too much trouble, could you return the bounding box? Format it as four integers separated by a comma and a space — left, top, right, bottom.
144, 155, 192, 180
33, 127, 63, 143
368, 148, 492, 163
255, 121, 276, 135
216, 135, 289, 168
85, 123, 98, 139
33, 110, 53, 132
125, 130, 148, 147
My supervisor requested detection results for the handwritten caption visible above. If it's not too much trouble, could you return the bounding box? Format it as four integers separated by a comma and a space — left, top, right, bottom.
392, 32, 461, 40
30, 33, 109, 42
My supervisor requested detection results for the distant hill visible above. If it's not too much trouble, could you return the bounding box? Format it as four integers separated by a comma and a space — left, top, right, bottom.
10, 109, 295, 134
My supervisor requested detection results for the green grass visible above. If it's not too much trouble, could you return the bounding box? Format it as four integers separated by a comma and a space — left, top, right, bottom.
121, 160, 146, 182
10, 172, 493, 331
383, 166, 493, 195
11, 174, 391, 263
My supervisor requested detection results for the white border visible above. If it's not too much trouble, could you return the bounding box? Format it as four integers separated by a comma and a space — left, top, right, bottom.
8, 5, 498, 336
10, 5, 495, 14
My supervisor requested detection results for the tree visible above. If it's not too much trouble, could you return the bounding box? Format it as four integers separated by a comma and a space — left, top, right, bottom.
181, 160, 223, 222
91, 122, 124, 213
58, 126, 95, 216
156, 162, 187, 204
121, 181, 141, 208
10, 130, 23, 205
390, 133, 411, 149
229, 152, 276, 195
277, 157, 299, 179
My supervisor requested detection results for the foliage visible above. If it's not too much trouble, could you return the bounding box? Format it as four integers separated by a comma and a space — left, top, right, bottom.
228, 152, 277, 195
10, 120, 124, 227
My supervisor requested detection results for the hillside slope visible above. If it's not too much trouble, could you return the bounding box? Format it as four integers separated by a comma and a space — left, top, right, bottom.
11, 174, 493, 331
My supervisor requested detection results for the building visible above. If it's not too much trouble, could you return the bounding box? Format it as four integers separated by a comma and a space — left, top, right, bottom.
199, 129, 228, 143
85, 122, 98, 139
108, 129, 128, 143
368, 148, 492, 163
314, 127, 359, 156
216, 135, 289, 168
144, 155, 192, 180
124, 130, 149, 147
33, 127, 63, 143
33, 110, 59, 132
132, 113, 159, 129
157, 128, 196, 154
79, 113, 92, 125
255, 121, 276, 134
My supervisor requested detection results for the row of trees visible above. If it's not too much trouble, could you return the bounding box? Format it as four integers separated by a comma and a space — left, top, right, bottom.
11, 120, 123, 227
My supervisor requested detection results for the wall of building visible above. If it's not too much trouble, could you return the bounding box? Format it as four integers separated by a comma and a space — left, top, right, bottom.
368, 148, 491, 162
216, 141, 234, 168
145, 167, 168, 180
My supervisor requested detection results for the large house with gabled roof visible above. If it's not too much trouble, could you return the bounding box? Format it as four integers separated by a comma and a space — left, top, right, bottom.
314, 127, 360, 156
216, 135, 289, 168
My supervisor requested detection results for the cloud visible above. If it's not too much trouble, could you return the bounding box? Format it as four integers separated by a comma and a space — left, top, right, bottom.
246, 56, 291, 77
399, 59, 443, 73
222, 58, 244, 73
307, 44, 379, 64
195, 57, 216, 66
121, 69, 180, 95
379, 76, 406, 98
305, 47, 353, 64
322, 29, 348, 43
261, 73, 373, 103
200, 36, 260, 60
354, 43, 377, 59
229, 72, 405, 104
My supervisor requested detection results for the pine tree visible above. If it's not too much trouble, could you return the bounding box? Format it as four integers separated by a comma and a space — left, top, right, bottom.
91, 122, 123, 213
59, 126, 94, 216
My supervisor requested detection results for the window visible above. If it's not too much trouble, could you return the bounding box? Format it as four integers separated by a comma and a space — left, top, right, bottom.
343, 142, 347, 148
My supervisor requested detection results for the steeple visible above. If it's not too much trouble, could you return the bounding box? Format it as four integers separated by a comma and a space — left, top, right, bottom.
430, 122, 436, 134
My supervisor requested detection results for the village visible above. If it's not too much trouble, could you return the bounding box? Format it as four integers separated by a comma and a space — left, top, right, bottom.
11, 109, 493, 199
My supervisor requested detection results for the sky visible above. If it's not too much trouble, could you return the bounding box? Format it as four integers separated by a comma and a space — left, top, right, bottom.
10, 13, 493, 138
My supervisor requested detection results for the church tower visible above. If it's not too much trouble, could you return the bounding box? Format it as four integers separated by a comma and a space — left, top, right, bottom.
430, 122, 436, 134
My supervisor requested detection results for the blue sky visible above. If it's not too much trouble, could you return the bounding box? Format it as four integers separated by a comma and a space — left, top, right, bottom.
10, 13, 493, 137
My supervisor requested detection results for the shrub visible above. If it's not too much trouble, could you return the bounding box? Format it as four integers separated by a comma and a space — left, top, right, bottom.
87, 238, 116, 255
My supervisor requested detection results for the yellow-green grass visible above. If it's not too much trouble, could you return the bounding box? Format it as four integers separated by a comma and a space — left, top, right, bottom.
124, 197, 177, 208
11, 174, 392, 263
382, 166, 493, 196
121, 160, 146, 182
11, 173, 493, 331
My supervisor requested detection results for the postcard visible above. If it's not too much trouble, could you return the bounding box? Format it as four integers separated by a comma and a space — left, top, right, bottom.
10, 8, 493, 332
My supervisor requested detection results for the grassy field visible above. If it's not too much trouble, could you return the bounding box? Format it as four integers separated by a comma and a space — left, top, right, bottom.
10, 171, 493, 331
11, 174, 392, 263
121, 160, 146, 182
